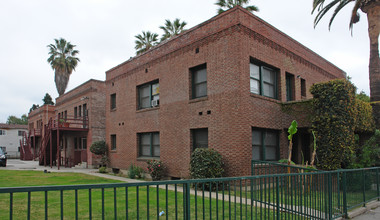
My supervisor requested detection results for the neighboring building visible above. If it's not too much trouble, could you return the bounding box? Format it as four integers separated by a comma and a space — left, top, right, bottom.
27, 79, 106, 168
105, 7, 345, 178
0, 123, 28, 158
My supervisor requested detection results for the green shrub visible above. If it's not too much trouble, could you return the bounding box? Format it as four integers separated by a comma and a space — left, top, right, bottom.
99, 166, 108, 173
352, 130, 380, 168
128, 164, 144, 179
190, 148, 224, 190
310, 79, 356, 170
90, 141, 108, 155
146, 160, 165, 181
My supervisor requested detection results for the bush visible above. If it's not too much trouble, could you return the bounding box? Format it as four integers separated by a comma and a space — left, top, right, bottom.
90, 141, 107, 156
352, 130, 380, 168
310, 79, 356, 170
128, 164, 144, 179
190, 148, 224, 190
99, 166, 108, 173
146, 160, 165, 181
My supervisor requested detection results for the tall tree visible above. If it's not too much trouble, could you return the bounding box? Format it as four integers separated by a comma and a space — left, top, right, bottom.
159, 18, 187, 41
215, 0, 259, 14
7, 114, 28, 125
134, 31, 159, 55
47, 38, 80, 96
42, 93, 54, 105
312, 0, 380, 128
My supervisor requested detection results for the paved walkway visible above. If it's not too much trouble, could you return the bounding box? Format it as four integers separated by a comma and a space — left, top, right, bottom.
1, 159, 380, 219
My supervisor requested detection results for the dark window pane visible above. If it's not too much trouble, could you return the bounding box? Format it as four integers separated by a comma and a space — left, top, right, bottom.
111, 135, 116, 150
193, 129, 208, 149
195, 83, 207, 98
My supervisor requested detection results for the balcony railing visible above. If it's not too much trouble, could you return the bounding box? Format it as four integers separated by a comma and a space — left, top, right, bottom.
52, 115, 89, 129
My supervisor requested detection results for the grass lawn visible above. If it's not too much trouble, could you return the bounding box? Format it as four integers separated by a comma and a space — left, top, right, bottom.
0, 170, 289, 219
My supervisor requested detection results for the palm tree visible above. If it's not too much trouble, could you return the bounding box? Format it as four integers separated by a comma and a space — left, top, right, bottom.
312, 0, 380, 128
47, 38, 80, 96
135, 31, 159, 55
159, 18, 187, 42
215, 0, 259, 14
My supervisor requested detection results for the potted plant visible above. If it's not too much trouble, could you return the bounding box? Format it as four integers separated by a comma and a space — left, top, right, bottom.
59, 119, 70, 127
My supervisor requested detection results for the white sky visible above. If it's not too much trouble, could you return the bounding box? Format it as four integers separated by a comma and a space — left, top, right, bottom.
0, 0, 371, 123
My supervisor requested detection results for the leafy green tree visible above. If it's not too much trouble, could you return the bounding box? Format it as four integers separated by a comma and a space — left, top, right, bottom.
134, 31, 159, 55
42, 93, 54, 105
7, 114, 28, 125
29, 104, 40, 113
312, 0, 380, 128
356, 91, 370, 102
159, 18, 187, 41
215, 0, 259, 14
47, 38, 80, 96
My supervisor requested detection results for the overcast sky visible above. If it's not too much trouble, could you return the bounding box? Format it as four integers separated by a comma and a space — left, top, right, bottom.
0, 0, 371, 123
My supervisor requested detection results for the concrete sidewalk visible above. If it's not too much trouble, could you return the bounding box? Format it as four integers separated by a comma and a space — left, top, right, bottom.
0, 159, 144, 183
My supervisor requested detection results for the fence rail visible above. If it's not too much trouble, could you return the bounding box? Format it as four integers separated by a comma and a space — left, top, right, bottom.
0, 168, 379, 219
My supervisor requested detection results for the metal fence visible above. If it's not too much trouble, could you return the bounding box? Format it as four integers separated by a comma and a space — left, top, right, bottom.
0, 168, 379, 219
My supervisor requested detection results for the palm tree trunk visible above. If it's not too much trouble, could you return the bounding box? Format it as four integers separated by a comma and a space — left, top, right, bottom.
54, 70, 69, 96
364, 3, 380, 128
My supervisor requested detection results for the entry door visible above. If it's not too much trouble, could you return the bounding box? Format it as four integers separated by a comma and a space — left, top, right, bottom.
81, 138, 87, 162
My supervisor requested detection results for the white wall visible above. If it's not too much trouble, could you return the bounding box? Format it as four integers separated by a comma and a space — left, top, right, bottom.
0, 128, 27, 158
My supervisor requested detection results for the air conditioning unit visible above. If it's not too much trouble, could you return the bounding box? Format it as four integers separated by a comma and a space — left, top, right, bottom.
151, 99, 159, 107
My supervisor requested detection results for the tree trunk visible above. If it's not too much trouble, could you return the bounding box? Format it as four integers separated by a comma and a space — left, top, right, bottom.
363, 3, 380, 128
54, 70, 69, 96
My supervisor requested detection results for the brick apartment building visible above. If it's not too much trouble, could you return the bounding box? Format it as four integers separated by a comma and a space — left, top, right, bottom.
105, 6, 345, 178
27, 79, 106, 168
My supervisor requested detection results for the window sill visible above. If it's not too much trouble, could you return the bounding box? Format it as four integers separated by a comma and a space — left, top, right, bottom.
110, 108, 117, 112
136, 106, 160, 113
250, 93, 280, 103
137, 157, 160, 161
110, 150, 117, 153
189, 96, 208, 104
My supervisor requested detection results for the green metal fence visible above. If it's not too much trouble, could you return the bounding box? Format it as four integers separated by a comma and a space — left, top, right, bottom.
251, 160, 318, 176
0, 168, 379, 219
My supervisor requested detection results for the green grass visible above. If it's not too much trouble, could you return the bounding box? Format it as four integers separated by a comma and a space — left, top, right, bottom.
0, 171, 290, 219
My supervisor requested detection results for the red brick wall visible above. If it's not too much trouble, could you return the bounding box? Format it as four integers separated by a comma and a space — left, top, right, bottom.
106, 7, 345, 177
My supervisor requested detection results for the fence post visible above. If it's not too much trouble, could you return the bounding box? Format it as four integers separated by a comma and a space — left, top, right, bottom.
328, 173, 333, 220
342, 171, 347, 218
184, 182, 191, 220
377, 168, 379, 201
362, 169, 366, 207
276, 176, 280, 220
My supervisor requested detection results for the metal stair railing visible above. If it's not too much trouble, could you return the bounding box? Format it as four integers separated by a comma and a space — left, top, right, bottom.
39, 118, 52, 164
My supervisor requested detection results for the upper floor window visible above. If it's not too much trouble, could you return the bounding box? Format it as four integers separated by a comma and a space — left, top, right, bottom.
110, 93, 116, 110
252, 128, 279, 161
301, 78, 306, 97
138, 81, 159, 109
191, 64, 207, 99
0, 130, 5, 135
250, 62, 277, 99
74, 107, 78, 118
138, 132, 160, 157
286, 73, 295, 101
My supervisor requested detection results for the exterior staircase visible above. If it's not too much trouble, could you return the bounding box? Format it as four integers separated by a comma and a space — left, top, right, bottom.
39, 118, 52, 165
19, 131, 33, 160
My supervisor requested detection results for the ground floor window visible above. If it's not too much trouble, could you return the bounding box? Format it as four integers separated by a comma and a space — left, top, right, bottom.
138, 132, 160, 157
192, 128, 208, 150
252, 128, 279, 161
111, 135, 116, 151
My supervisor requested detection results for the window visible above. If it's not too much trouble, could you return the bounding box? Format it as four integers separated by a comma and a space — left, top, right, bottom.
111, 134, 116, 151
252, 129, 279, 161
110, 94, 116, 110
0, 130, 5, 135
191, 64, 207, 99
82, 138, 87, 149
250, 62, 277, 99
83, 104, 87, 117
79, 106, 82, 117
192, 128, 208, 150
18, 131, 25, 136
301, 78, 306, 97
64, 111, 67, 120
74, 107, 78, 118
138, 132, 160, 157
138, 81, 159, 109
286, 73, 295, 101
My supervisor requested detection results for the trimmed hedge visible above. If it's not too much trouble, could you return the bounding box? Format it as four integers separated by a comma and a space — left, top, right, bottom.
310, 79, 356, 170
190, 148, 224, 179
